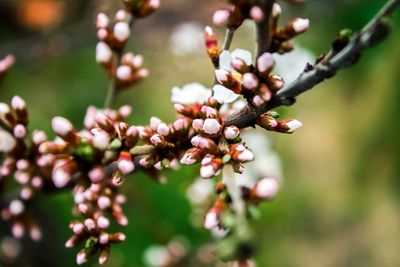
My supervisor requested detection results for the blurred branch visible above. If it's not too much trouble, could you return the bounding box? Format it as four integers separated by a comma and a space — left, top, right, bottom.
225, 0, 400, 128
223, 27, 236, 51
256, 0, 275, 58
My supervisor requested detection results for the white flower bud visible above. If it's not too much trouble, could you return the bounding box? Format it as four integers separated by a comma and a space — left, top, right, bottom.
203, 118, 221, 135
255, 177, 279, 199
286, 119, 303, 133
292, 18, 310, 33
52, 116, 74, 136
116, 65, 132, 81
204, 210, 219, 229
9, 199, 24, 216
114, 21, 130, 42
213, 10, 230, 26
96, 42, 112, 63
96, 13, 109, 28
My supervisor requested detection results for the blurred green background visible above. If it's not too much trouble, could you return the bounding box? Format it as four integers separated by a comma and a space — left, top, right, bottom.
1, 0, 400, 266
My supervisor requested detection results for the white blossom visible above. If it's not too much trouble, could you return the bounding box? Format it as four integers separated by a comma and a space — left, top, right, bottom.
171, 83, 211, 104
169, 22, 204, 56
273, 45, 315, 84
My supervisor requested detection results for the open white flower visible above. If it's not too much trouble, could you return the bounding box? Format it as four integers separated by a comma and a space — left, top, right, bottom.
273, 45, 315, 84
171, 83, 212, 104
213, 49, 252, 104
169, 22, 204, 56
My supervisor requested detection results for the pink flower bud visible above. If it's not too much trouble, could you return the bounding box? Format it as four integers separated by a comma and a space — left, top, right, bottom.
173, 118, 186, 131
96, 13, 109, 28
84, 218, 96, 231
213, 10, 230, 26
99, 233, 109, 244
30, 226, 42, 241
150, 117, 162, 130
192, 119, 204, 131
285, 119, 303, 133
97, 216, 110, 229
12, 222, 24, 239
118, 151, 135, 174
92, 131, 110, 150
250, 6, 264, 22
115, 9, 129, 21
31, 176, 43, 188
252, 95, 265, 107
156, 123, 170, 136
223, 126, 240, 140
257, 52, 274, 73
200, 165, 216, 179
292, 18, 310, 33
89, 167, 104, 183
9, 199, 24, 216
32, 130, 47, 144
255, 177, 279, 199
20, 187, 33, 200
116, 65, 132, 81
76, 250, 88, 265
16, 159, 29, 170
204, 210, 219, 229
237, 149, 254, 162
0, 103, 10, 116
11, 96, 26, 111
148, 0, 160, 9
73, 223, 84, 234
242, 73, 259, 90
203, 119, 222, 135
52, 116, 74, 136
215, 69, 229, 84
272, 3, 282, 17
13, 124, 26, 138
98, 196, 112, 209
97, 28, 108, 40
114, 21, 130, 42
96, 42, 112, 63
52, 168, 71, 188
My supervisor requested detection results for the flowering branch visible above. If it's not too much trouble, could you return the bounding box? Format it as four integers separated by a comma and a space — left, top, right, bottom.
1, 0, 399, 266
226, 0, 400, 128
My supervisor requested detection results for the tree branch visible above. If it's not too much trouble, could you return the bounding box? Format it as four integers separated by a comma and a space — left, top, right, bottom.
130, 145, 156, 156
222, 27, 236, 51
225, 0, 400, 128
256, 0, 275, 58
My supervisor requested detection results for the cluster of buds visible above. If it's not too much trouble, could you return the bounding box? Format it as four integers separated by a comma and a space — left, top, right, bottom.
96, 10, 148, 89
178, 100, 254, 178
40, 106, 139, 263
0, 54, 14, 84
143, 237, 188, 267
212, 1, 268, 28
66, 182, 127, 265
136, 116, 189, 174
0, 96, 50, 241
122, 0, 160, 18
40, 105, 139, 188
215, 50, 286, 108
269, 3, 310, 53
203, 175, 279, 231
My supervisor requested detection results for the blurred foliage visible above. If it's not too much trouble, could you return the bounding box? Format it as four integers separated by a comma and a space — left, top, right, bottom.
1, 0, 400, 266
